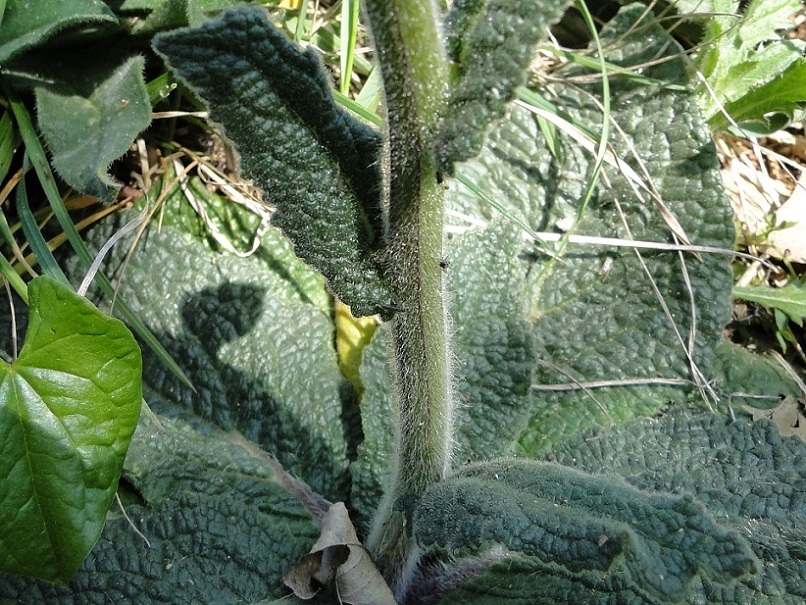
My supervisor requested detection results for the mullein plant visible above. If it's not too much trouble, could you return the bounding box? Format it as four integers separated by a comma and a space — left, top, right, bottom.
145, 1, 787, 602
2, 1, 805, 603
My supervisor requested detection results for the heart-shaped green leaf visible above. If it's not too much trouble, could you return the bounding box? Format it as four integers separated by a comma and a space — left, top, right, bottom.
0, 276, 142, 582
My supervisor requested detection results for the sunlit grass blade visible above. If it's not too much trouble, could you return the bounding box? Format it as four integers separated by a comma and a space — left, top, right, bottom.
355, 67, 383, 112
339, 0, 360, 95
518, 88, 562, 159
334, 89, 383, 126
454, 171, 552, 253
539, 44, 687, 91
5, 86, 195, 390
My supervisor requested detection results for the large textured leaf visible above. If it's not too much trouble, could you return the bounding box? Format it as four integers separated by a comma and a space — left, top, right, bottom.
0, 410, 320, 603
0, 182, 347, 598
153, 6, 391, 317
0, 276, 142, 583
448, 220, 534, 460
415, 453, 759, 604
436, 0, 570, 172
0, 0, 115, 64
448, 4, 735, 456
430, 414, 806, 604
81, 190, 348, 499
35, 55, 151, 200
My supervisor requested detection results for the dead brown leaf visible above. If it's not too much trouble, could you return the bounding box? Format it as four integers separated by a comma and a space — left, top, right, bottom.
743, 396, 806, 441
283, 502, 398, 605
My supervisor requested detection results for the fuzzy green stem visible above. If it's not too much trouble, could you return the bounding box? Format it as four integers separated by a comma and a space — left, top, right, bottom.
362, 0, 452, 580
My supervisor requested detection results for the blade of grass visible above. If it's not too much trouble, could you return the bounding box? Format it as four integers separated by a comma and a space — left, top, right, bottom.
0, 249, 27, 304
454, 171, 552, 254
339, 0, 360, 95
15, 156, 70, 285
355, 66, 383, 112
0, 167, 38, 279
293, 0, 307, 43
539, 44, 687, 91
5, 85, 195, 390
333, 89, 383, 126
0, 111, 16, 183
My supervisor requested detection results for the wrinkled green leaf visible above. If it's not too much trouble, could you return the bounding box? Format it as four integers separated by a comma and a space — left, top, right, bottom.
436, 0, 569, 172
153, 6, 391, 317
0, 410, 320, 602
34, 55, 151, 201
115, 0, 247, 34
0, 183, 346, 596
416, 455, 759, 604
0, 0, 115, 64
0, 276, 142, 583
710, 340, 803, 408
449, 220, 534, 460
77, 195, 347, 499
431, 414, 806, 605
448, 5, 735, 455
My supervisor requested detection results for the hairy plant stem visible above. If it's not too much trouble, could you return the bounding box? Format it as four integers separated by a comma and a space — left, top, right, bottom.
362, 0, 452, 587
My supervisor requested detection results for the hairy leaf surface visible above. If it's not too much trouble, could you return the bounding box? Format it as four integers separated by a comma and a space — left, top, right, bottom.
0, 277, 142, 583
416, 455, 759, 604
428, 414, 806, 605
35, 55, 151, 200
0, 0, 115, 64
448, 5, 735, 455
436, 0, 569, 171
0, 183, 346, 599
153, 6, 390, 317
0, 410, 320, 603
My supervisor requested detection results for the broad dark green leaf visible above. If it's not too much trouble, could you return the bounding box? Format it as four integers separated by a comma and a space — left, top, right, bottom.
0, 276, 142, 583
0, 410, 320, 603
448, 220, 534, 460
153, 6, 391, 317
416, 454, 759, 604
77, 189, 347, 499
428, 414, 806, 605
436, 0, 570, 172
448, 5, 735, 456
34, 55, 151, 201
0, 182, 346, 598
0, 0, 115, 64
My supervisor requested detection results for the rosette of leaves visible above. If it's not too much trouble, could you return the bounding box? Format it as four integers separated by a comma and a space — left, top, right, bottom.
1, 2, 805, 604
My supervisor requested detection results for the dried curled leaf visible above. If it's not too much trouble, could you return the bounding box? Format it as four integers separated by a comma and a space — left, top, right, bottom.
284, 503, 397, 605
743, 396, 806, 441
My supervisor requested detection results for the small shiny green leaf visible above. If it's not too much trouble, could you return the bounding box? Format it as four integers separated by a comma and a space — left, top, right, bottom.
0, 276, 142, 583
